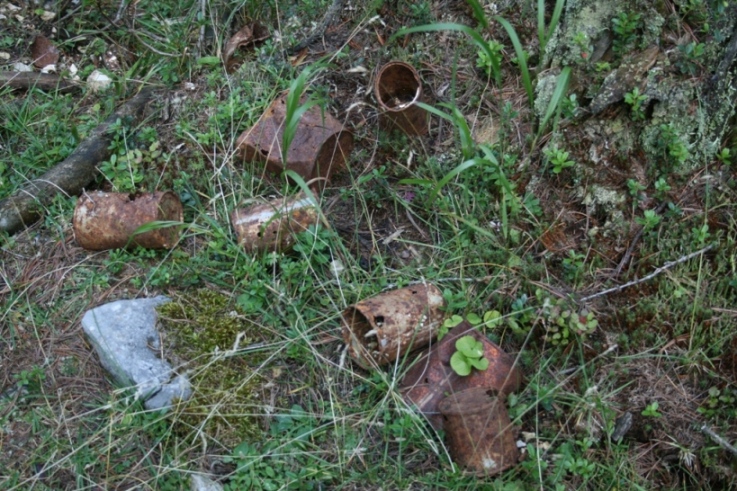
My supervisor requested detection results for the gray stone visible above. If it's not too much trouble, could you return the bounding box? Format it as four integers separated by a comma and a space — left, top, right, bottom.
190, 474, 224, 491
81, 296, 192, 410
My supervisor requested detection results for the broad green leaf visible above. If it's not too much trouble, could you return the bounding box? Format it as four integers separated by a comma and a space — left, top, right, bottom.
443, 315, 464, 328
456, 335, 483, 358
483, 310, 502, 327
470, 357, 489, 371
450, 351, 472, 376
466, 312, 482, 325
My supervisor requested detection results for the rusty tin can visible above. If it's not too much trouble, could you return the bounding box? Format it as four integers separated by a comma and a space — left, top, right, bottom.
235, 92, 353, 187
73, 191, 182, 250
374, 61, 429, 136
438, 387, 519, 476
342, 284, 445, 369
230, 193, 318, 253
399, 321, 523, 429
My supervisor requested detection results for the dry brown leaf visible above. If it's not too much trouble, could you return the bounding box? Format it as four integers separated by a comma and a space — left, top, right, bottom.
222, 23, 269, 74
30, 35, 59, 69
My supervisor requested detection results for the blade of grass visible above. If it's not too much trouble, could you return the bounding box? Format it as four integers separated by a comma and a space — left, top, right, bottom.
394, 23, 501, 85
465, 0, 489, 29
538, 0, 566, 56
538, 0, 546, 54
283, 65, 325, 164
127, 220, 184, 248
495, 16, 534, 107
546, 0, 566, 53
427, 158, 482, 205
537, 66, 571, 138
416, 102, 475, 159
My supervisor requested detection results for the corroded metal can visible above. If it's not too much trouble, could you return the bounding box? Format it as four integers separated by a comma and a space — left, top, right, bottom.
342, 284, 445, 368
230, 193, 318, 253
236, 92, 353, 187
438, 387, 519, 476
399, 321, 523, 430
73, 191, 182, 250
374, 61, 429, 136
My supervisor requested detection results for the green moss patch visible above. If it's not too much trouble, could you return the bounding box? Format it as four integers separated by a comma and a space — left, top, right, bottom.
157, 289, 268, 448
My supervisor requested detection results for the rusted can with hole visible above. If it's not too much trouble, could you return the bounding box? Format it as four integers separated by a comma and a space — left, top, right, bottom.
438, 387, 519, 476
230, 193, 318, 253
236, 92, 353, 188
374, 61, 429, 136
342, 284, 445, 368
399, 321, 523, 429
73, 191, 182, 250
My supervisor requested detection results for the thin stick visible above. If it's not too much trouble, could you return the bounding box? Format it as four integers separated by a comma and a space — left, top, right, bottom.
580, 244, 714, 303
701, 424, 737, 458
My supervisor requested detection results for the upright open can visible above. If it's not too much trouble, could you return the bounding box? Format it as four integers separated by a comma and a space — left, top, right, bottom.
374, 61, 429, 136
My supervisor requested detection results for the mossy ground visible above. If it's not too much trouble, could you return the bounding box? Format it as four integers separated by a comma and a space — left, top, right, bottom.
157, 290, 269, 448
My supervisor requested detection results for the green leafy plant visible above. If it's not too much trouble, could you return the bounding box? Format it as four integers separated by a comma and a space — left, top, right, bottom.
541, 296, 598, 346
573, 32, 591, 60
692, 223, 711, 245
676, 42, 705, 75
698, 387, 737, 419
477, 40, 504, 79
654, 177, 672, 198
627, 178, 646, 199
636, 209, 661, 230
641, 401, 662, 418
716, 147, 732, 166
624, 87, 647, 120
544, 145, 575, 174
450, 335, 489, 376
658, 123, 690, 165
612, 11, 641, 55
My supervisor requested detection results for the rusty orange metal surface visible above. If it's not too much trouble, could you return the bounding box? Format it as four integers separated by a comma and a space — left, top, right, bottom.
230, 193, 318, 253
235, 92, 353, 187
73, 191, 182, 250
399, 321, 523, 429
438, 387, 519, 476
342, 284, 445, 369
374, 61, 429, 136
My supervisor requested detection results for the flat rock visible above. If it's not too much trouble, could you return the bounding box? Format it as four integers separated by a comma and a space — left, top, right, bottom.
81, 296, 192, 410
190, 474, 224, 491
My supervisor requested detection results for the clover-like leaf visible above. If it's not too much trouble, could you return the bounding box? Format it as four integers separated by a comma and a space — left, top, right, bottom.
443, 315, 464, 328
450, 351, 472, 376
455, 335, 484, 358
466, 312, 482, 325
483, 310, 502, 327
469, 357, 489, 371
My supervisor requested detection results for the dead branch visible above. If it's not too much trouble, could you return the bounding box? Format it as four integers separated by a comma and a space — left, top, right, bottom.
0, 72, 81, 93
0, 88, 154, 235
580, 244, 714, 303
701, 424, 737, 459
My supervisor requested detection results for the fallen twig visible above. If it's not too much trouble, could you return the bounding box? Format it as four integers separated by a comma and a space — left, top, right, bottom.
0, 88, 154, 235
701, 424, 737, 459
580, 244, 714, 303
0, 72, 81, 93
